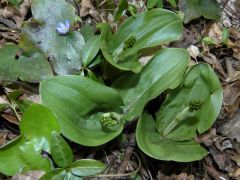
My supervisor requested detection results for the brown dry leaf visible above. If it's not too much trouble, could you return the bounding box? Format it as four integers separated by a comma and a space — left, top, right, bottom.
11, 170, 45, 180
1, 31, 19, 43
209, 145, 227, 170
1, 5, 21, 18
229, 168, 240, 179
225, 58, 240, 83
172, 28, 197, 48
0, 95, 8, 104
229, 27, 240, 60
0, 130, 9, 146
1, 113, 19, 125
223, 81, 240, 118
233, 47, 240, 60
200, 52, 226, 78
0, 0, 31, 28
19, 94, 41, 104
0, 0, 7, 6
157, 173, 194, 180
219, 110, 240, 142
231, 155, 240, 167
169, 173, 194, 180
0, 39, 7, 47
230, 27, 240, 40
89, 9, 103, 23
195, 128, 217, 146
206, 23, 223, 45
80, 0, 93, 17
205, 164, 229, 180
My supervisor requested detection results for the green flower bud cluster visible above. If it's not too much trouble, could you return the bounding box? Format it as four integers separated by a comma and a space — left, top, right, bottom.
101, 113, 119, 128
189, 98, 205, 112
124, 36, 136, 48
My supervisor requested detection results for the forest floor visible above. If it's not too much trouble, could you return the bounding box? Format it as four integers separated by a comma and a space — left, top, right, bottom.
0, 0, 240, 179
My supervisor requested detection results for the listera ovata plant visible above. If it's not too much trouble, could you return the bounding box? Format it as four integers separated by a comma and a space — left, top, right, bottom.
0, 0, 223, 177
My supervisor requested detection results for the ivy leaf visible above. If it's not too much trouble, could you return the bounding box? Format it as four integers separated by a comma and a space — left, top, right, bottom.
0, 104, 60, 176
136, 113, 208, 162
179, 0, 221, 23
97, 9, 183, 72
156, 63, 223, 140
51, 132, 73, 168
113, 48, 189, 121
40, 75, 124, 146
0, 44, 53, 82
0, 44, 19, 81
20, 0, 85, 75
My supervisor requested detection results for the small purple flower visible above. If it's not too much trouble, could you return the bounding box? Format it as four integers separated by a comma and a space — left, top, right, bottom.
56, 20, 70, 35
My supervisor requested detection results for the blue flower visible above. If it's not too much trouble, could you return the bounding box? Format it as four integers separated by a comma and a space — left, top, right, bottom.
56, 20, 70, 35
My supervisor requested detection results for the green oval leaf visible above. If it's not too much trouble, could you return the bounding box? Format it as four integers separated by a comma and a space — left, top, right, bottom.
0, 103, 60, 176
20, 104, 61, 153
0, 136, 51, 176
70, 159, 106, 177
51, 132, 73, 168
136, 113, 208, 162
97, 9, 183, 72
156, 63, 223, 140
113, 48, 189, 121
40, 75, 124, 146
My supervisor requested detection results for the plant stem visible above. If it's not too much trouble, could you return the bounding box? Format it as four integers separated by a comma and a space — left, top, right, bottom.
163, 106, 189, 136
11, 104, 21, 122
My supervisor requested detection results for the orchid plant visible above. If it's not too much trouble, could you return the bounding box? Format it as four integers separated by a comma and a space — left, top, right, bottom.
0, 0, 223, 178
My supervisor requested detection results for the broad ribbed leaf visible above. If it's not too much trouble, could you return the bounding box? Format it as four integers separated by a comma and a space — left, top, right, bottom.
136, 113, 207, 162
156, 63, 223, 140
40, 75, 124, 146
113, 48, 189, 121
82, 35, 100, 67
98, 9, 183, 72
20, 0, 85, 75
